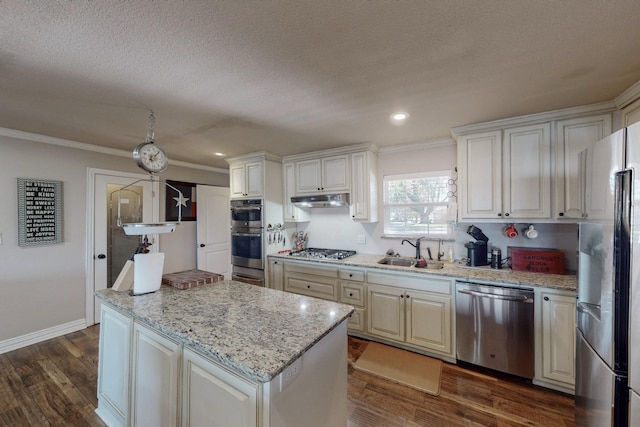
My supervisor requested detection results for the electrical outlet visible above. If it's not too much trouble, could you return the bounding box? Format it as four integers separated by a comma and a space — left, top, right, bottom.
280, 356, 303, 391
357, 234, 366, 244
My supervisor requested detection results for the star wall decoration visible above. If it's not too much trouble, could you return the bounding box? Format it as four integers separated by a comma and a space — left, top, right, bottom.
174, 193, 190, 208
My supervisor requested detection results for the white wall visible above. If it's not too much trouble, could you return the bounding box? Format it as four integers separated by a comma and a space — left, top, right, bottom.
284, 142, 578, 271
0, 131, 228, 342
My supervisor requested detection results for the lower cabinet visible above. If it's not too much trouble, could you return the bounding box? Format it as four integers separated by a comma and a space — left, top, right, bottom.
283, 261, 339, 301
96, 304, 132, 427
367, 283, 453, 358
131, 322, 180, 427
182, 348, 258, 427
534, 288, 576, 393
268, 258, 284, 291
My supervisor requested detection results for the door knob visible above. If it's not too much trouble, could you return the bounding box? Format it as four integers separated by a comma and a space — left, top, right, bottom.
97, 254, 106, 259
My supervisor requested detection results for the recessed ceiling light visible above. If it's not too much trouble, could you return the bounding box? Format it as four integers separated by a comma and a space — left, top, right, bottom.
390, 112, 410, 122
214, 152, 225, 156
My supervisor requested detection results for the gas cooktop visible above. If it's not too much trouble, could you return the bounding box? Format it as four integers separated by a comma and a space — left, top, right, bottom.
288, 248, 356, 260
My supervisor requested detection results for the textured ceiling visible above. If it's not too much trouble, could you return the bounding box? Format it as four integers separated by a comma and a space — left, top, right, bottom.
2, 1, 640, 169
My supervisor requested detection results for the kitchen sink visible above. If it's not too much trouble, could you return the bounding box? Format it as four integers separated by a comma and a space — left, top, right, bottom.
423, 261, 445, 269
377, 257, 416, 267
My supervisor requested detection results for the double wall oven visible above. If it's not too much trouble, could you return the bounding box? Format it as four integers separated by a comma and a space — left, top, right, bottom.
230, 199, 265, 286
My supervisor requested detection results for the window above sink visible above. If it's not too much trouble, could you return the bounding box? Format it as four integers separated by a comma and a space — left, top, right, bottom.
383, 170, 456, 238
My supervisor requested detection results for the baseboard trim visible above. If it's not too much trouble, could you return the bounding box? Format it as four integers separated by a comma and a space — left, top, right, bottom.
0, 319, 87, 354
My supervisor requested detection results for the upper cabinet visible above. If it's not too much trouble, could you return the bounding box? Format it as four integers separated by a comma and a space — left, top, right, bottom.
295, 154, 349, 194
283, 144, 378, 222
283, 162, 310, 223
350, 150, 378, 222
554, 115, 611, 219
457, 123, 551, 220
226, 152, 283, 203
230, 161, 263, 198
454, 105, 615, 222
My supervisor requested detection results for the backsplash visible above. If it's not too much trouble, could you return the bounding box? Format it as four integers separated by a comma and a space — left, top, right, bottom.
283, 208, 578, 272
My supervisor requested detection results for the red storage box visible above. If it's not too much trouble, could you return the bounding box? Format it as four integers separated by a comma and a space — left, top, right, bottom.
507, 247, 565, 274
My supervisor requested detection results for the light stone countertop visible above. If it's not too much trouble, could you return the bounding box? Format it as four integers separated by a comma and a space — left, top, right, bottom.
269, 253, 577, 291
96, 280, 354, 383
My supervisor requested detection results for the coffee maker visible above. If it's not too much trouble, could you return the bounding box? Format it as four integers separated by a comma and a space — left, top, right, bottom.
465, 225, 490, 266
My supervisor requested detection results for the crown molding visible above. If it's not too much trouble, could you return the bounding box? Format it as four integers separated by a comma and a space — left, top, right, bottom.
0, 127, 228, 174
450, 101, 617, 137
615, 80, 640, 109
378, 137, 455, 154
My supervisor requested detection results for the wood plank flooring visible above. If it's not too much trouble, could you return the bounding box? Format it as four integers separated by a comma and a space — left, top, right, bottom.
0, 327, 574, 426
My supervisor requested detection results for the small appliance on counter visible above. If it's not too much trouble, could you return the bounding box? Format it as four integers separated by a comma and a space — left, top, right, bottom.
464, 225, 490, 266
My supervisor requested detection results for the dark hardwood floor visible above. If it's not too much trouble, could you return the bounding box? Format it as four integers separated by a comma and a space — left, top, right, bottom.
0, 326, 574, 426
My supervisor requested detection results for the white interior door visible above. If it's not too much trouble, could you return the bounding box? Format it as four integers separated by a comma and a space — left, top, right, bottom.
92, 172, 155, 324
196, 185, 230, 278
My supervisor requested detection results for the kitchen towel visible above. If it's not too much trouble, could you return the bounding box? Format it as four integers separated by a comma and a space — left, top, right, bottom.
353, 342, 442, 396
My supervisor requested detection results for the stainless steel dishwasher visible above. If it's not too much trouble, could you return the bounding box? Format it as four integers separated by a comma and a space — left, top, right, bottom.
455, 281, 534, 379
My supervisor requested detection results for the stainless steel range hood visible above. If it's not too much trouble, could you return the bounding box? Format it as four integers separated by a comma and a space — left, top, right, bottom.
291, 193, 350, 208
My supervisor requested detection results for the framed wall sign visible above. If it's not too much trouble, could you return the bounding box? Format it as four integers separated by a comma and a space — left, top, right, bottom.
166, 180, 197, 221
17, 178, 63, 246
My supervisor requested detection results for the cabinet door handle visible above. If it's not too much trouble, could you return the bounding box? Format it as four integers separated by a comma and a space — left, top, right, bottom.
544, 296, 549, 301
400, 294, 404, 299
497, 213, 502, 217
349, 274, 353, 277
406, 294, 410, 298
307, 285, 311, 289
199, 244, 205, 247
349, 292, 353, 297
558, 212, 565, 217
504, 213, 510, 217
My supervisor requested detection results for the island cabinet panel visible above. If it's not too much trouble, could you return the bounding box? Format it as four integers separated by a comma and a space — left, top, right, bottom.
96, 304, 132, 427
182, 348, 258, 427
130, 322, 180, 427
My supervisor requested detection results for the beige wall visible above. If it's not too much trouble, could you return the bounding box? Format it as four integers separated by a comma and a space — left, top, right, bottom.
0, 132, 228, 342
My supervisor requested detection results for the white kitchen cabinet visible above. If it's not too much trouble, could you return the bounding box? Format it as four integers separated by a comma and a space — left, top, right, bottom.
283, 261, 339, 301
554, 114, 611, 219
282, 162, 309, 223
350, 150, 378, 222
295, 154, 349, 194
458, 123, 551, 220
268, 257, 284, 291
534, 288, 576, 393
130, 321, 180, 427
96, 304, 132, 427
621, 97, 640, 127
340, 269, 367, 333
182, 347, 258, 427
503, 123, 551, 219
366, 272, 454, 358
457, 130, 503, 219
230, 161, 263, 199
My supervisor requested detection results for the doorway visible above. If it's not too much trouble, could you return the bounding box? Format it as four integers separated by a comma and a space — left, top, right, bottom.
86, 169, 158, 325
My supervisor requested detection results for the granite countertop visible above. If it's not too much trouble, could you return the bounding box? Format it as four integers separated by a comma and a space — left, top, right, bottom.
96, 280, 354, 383
269, 253, 577, 291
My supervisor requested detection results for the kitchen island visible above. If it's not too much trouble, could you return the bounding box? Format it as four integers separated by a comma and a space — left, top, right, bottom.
95, 280, 354, 427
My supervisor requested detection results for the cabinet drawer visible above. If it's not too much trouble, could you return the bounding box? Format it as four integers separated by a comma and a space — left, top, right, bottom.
347, 308, 365, 332
284, 273, 338, 301
340, 282, 365, 306
367, 271, 452, 295
284, 262, 338, 278
339, 269, 365, 282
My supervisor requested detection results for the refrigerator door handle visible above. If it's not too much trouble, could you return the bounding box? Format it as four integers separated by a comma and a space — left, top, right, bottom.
577, 301, 601, 318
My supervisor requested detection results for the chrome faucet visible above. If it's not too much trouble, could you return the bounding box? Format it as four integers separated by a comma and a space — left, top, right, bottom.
437, 239, 445, 261
401, 237, 425, 259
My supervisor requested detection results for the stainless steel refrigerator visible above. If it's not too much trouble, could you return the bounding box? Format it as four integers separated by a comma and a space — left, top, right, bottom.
576, 121, 640, 426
